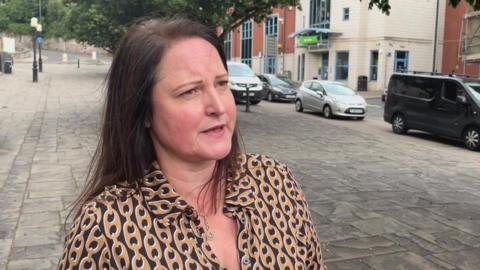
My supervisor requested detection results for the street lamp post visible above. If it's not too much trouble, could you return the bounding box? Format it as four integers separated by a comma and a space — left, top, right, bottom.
432, 0, 440, 72
37, 24, 43, 72
30, 17, 38, 82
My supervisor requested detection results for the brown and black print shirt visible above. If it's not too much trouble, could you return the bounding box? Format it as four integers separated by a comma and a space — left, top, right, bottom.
58, 154, 325, 269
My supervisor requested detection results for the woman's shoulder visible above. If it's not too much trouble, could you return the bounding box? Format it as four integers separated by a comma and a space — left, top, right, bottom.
77, 182, 142, 217
239, 153, 298, 190
241, 153, 291, 172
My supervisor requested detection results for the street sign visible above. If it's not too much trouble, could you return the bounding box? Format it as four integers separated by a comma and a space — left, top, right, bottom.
299, 35, 318, 45
36, 36, 44, 45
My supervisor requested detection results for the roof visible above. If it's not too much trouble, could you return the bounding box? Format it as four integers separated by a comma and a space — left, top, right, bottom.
288, 27, 341, 38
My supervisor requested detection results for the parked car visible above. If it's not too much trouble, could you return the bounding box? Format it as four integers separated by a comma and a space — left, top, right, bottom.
258, 74, 297, 102
384, 72, 480, 151
295, 80, 368, 120
227, 61, 263, 104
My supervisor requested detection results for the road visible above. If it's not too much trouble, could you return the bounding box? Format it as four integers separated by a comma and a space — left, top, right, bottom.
237, 99, 480, 270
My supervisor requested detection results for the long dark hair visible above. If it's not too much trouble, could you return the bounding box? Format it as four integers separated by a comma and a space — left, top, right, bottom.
71, 17, 242, 218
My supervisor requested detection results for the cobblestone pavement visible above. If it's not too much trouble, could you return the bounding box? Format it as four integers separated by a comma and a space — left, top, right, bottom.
1, 63, 480, 270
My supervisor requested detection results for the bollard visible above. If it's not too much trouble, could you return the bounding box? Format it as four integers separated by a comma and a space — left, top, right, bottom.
77, 59, 80, 68
245, 84, 251, 112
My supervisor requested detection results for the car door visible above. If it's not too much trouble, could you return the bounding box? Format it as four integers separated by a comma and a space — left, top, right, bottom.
308, 82, 325, 111
434, 80, 469, 137
258, 75, 271, 98
301, 81, 316, 109
398, 76, 438, 131
314, 83, 328, 110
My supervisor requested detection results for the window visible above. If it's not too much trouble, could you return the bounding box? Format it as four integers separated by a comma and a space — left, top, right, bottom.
224, 31, 232, 60
443, 81, 465, 103
390, 75, 438, 99
264, 16, 278, 74
394, 51, 409, 72
265, 57, 276, 74
265, 16, 278, 37
241, 21, 252, 67
304, 81, 312, 89
343, 8, 350, 21
335, 51, 349, 81
310, 0, 331, 28
370, 51, 378, 81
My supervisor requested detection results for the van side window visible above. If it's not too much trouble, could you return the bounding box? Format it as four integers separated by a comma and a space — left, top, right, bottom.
443, 81, 464, 103
391, 76, 436, 99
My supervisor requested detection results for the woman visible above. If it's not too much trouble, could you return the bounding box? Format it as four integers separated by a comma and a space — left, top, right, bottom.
59, 18, 325, 270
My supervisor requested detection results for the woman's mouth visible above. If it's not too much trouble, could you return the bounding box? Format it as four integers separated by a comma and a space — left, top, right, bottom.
202, 124, 226, 137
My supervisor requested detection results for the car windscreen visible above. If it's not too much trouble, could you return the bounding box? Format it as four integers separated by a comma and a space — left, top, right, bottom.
325, 84, 356, 96
266, 75, 292, 87
466, 82, 480, 101
228, 64, 256, 77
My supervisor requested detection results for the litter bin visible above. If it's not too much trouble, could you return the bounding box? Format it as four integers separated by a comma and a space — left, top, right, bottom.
4, 61, 12, 74
357, 75, 368, 91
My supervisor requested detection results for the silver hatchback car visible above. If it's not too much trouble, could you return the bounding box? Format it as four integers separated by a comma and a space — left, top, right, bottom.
295, 80, 368, 120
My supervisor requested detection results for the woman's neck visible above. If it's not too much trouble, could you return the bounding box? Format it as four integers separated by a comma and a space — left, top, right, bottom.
158, 157, 219, 213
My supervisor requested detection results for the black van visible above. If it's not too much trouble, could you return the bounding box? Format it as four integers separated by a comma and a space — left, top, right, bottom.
384, 73, 480, 151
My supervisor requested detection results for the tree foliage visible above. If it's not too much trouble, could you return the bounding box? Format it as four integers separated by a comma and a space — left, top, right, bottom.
0, 0, 68, 38
63, 0, 166, 53
2, 0, 480, 52
364, 0, 478, 15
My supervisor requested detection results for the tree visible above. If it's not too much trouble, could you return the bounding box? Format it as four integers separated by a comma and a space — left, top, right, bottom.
63, 0, 166, 53
363, 0, 478, 15
60, 0, 480, 52
0, 0, 68, 38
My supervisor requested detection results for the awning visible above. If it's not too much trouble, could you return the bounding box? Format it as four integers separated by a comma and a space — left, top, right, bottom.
288, 28, 341, 38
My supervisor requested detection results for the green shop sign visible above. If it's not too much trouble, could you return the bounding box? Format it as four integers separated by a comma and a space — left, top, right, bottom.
299, 35, 318, 44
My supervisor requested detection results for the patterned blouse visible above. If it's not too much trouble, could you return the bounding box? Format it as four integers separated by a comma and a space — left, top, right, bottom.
58, 154, 325, 269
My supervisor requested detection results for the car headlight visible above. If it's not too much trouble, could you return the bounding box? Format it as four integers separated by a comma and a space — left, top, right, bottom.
331, 97, 347, 106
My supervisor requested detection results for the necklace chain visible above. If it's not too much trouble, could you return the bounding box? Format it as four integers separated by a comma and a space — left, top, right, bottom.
201, 214, 215, 241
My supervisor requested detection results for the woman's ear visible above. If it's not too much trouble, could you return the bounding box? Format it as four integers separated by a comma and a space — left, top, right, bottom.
145, 118, 151, 128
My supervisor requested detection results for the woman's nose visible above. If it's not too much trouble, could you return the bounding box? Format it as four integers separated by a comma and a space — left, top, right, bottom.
205, 87, 226, 116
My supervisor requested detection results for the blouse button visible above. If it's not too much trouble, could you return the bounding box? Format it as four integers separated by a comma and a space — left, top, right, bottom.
241, 256, 251, 265
185, 207, 193, 217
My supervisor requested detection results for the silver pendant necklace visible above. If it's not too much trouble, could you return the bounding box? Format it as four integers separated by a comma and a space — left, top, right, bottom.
201, 214, 215, 241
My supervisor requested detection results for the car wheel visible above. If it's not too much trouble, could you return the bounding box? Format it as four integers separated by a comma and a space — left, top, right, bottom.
295, 99, 303, 112
464, 126, 480, 151
323, 105, 332, 118
357, 117, 365, 120
267, 92, 274, 102
392, 113, 408, 134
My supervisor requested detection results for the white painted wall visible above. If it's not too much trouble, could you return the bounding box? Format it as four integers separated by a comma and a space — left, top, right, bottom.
293, 0, 446, 90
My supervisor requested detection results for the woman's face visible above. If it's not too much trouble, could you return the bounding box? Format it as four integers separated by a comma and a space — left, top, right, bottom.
148, 38, 236, 165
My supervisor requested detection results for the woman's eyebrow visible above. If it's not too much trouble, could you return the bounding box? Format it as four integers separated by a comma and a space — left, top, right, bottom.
171, 80, 204, 93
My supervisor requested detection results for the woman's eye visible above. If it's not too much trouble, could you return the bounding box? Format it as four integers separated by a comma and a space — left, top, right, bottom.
181, 88, 199, 97
217, 80, 229, 89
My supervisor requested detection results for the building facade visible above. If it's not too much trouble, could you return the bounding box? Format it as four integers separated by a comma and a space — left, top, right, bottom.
443, 1, 480, 76
291, 0, 447, 90
225, 6, 296, 77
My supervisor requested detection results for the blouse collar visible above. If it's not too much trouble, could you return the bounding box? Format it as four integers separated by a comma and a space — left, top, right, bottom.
140, 160, 255, 225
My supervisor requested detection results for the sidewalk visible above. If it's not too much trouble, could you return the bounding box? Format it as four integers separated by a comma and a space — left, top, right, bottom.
357, 90, 383, 100
0, 62, 107, 270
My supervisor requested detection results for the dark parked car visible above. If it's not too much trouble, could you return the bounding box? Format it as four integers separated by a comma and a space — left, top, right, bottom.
258, 74, 297, 102
384, 72, 480, 151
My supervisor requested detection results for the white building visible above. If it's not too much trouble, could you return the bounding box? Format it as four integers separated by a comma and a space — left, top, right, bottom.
290, 0, 446, 91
